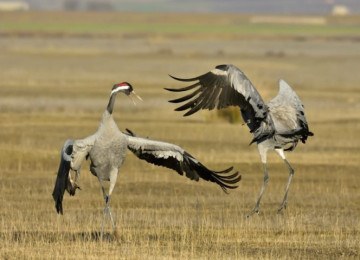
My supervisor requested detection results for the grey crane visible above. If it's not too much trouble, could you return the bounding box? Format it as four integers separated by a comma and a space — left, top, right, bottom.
52, 82, 241, 235
165, 64, 313, 216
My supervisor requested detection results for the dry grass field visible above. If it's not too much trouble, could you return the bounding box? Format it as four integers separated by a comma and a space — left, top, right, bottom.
0, 12, 359, 259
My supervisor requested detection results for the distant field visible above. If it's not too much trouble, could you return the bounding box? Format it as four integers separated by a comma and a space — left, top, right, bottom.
1, 12, 360, 38
0, 12, 359, 259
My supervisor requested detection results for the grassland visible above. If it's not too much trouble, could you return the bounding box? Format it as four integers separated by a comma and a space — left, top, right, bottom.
0, 12, 359, 259
1, 12, 360, 38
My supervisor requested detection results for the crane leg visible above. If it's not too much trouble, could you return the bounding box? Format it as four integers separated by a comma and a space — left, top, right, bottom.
99, 183, 116, 240
278, 159, 294, 213
101, 195, 116, 234
107, 168, 118, 231
100, 192, 116, 239
99, 184, 107, 240
275, 149, 295, 213
247, 163, 269, 217
99, 169, 118, 240
105, 195, 116, 231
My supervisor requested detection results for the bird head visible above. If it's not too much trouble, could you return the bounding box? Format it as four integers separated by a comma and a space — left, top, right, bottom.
111, 82, 143, 104
111, 82, 133, 95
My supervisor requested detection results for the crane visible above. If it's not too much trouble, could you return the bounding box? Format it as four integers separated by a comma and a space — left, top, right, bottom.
165, 64, 313, 216
52, 82, 241, 237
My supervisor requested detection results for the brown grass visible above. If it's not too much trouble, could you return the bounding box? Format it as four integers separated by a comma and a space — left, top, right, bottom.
0, 12, 359, 259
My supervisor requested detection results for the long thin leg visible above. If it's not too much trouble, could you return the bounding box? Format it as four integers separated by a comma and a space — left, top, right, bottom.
278, 159, 294, 213
275, 149, 295, 213
247, 163, 269, 217
247, 144, 269, 217
105, 196, 116, 231
99, 180, 108, 240
107, 168, 118, 231
99, 192, 116, 239
99, 168, 119, 240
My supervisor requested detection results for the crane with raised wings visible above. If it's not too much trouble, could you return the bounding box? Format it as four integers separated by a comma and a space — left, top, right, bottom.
166, 64, 313, 216
52, 82, 241, 238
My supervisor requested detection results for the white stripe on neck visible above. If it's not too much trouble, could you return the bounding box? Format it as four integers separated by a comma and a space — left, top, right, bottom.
111, 86, 128, 96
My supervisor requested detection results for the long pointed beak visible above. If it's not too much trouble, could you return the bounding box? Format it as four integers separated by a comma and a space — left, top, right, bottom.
128, 91, 143, 105
132, 91, 143, 101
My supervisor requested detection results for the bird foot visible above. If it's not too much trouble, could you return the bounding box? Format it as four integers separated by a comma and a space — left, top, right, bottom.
277, 202, 287, 213
113, 228, 122, 242
66, 180, 81, 196
246, 207, 260, 218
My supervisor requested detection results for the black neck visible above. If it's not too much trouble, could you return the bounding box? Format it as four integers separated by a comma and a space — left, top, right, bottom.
106, 92, 117, 114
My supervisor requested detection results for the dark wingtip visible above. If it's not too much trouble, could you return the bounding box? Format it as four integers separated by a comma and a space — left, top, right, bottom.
216, 166, 234, 174
125, 128, 136, 137
52, 139, 74, 216
174, 107, 186, 112
168, 97, 185, 103
215, 64, 229, 71
168, 74, 186, 82
168, 74, 185, 82
169, 74, 200, 82
183, 110, 196, 117
168, 74, 177, 80
212, 168, 241, 193
53, 190, 64, 214
164, 87, 179, 92
55, 199, 63, 215
249, 139, 256, 146
184, 152, 241, 193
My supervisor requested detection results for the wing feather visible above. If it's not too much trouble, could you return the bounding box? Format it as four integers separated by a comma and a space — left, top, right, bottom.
166, 64, 268, 133
184, 87, 215, 116
126, 134, 241, 193
165, 80, 200, 91
169, 88, 202, 103
268, 80, 313, 143
70, 135, 95, 171
52, 139, 74, 215
52, 135, 95, 215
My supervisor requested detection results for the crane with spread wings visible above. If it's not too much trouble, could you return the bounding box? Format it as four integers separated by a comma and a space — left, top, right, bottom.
52, 82, 241, 238
166, 64, 313, 216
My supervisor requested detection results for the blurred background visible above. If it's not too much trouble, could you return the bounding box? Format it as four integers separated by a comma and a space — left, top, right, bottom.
0, 0, 359, 259
1, 0, 360, 14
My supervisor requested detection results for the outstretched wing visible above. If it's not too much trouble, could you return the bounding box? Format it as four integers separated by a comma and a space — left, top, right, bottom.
268, 80, 313, 143
126, 134, 241, 193
52, 139, 74, 215
166, 64, 268, 133
52, 135, 95, 214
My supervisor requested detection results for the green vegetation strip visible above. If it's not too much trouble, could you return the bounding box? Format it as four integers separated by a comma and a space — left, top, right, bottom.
1, 21, 360, 37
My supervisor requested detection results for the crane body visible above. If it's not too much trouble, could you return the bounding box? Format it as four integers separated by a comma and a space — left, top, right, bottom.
52, 82, 241, 237
166, 64, 313, 216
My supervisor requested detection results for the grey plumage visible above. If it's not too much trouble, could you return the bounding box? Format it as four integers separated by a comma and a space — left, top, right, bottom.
166, 64, 313, 215
52, 139, 77, 215
52, 82, 241, 235
127, 136, 239, 190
